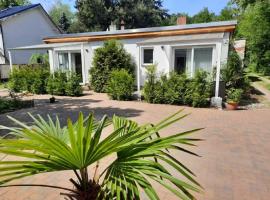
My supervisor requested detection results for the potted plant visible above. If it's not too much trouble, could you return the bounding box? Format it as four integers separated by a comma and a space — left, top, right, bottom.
0, 111, 202, 200
225, 88, 243, 110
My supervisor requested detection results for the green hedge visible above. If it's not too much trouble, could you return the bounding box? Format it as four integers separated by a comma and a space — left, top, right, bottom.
8, 65, 49, 94
90, 40, 135, 92
8, 66, 82, 97
107, 69, 134, 100
143, 65, 211, 107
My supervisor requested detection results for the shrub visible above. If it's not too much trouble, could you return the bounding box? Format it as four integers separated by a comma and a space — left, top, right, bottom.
185, 70, 211, 107
143, 65, 158, 103
46, 72, 67, 96
8, 65, 49, 93
107, 69, 134, 100
65, 73, 83, 96
31, 68, 50, 94
90, 40, 135, 92
221, 48, 250, 98
226, 88, 243, 103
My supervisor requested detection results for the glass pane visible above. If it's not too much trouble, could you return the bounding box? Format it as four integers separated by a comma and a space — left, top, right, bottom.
174, 49, 192, 75
143, 49, 153, 64
58, 53, 69, 71
193, 48, 213, 72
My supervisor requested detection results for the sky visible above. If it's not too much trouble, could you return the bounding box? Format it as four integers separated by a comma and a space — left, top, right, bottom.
31, 0, 230, 16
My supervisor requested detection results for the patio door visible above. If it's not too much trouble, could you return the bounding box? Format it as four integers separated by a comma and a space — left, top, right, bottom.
73, 53, 83, 82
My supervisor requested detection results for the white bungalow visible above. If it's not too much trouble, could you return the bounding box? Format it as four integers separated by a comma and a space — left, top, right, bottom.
9, 18, 237, 104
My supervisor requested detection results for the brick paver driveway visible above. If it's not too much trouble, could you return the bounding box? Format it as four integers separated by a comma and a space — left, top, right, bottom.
0, 92, 269, 200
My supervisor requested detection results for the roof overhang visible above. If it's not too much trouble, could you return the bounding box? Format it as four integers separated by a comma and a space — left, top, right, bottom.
8, 42, 82, 51
43, 21, 237, 44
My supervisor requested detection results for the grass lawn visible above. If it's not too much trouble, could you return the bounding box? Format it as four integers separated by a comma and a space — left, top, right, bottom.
248, 72, 270, 91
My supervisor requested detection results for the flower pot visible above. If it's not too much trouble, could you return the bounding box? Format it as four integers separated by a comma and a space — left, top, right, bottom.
226, 102, 238, 110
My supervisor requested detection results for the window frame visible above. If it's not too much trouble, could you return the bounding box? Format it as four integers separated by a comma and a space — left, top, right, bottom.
142, 47, 154, 65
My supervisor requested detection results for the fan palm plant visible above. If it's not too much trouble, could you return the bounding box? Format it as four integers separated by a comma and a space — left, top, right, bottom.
0, 110, 203, 200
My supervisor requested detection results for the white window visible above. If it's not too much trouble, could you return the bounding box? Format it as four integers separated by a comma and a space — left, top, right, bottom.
58, 53, 69, 71
143, 48, 153, 64
174, 46, 214, 77
193, 48, 213, 73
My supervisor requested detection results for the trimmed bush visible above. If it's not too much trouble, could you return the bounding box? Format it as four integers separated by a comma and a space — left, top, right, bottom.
46, 72, 67, 96
185, 70, 211, 107
8, 65, 49, 93
65, 73, 83, 96
90, 40, 135, 92
143, 65, 158, 103
143, 66, 211, 107
107, 69, 134, 100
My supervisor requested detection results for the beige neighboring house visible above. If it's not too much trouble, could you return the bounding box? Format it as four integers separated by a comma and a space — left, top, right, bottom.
0, 4, 61, 79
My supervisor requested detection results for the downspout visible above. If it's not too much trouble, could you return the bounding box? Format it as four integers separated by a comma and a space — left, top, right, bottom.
137, 45, 141, 100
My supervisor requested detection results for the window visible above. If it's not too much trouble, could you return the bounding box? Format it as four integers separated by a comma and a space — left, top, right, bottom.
143, 48, 153, 64
193, 48, 213, 73
58, 53, 69, 71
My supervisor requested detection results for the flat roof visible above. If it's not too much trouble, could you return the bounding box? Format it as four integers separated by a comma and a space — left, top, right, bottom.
45, 20, 237, 40
43, 20, 237, 44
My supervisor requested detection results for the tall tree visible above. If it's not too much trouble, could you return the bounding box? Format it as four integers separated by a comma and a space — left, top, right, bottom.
75, 0, 116, 31
58, 12, 71, 33
191, 7, 216, 23
216, 5, 238, 21
49, 0, 74, 32
0, 0, 30, 10
237, 1, 270, 74
75, 0, 168, 31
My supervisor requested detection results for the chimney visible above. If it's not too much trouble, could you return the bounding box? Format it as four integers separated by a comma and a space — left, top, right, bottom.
120, 20, 125, 30
109, 22, 117, 31
177, 16, 186, 25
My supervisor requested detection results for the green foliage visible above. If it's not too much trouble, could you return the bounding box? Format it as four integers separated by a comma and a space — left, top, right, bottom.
75, 0, 167, 31
226, 88, 243, 103
0, 110, 202, 200
58, 12, 71, 33
192, 7, 216, 23
143, 64, 158, 103
221, 48, 250, 93
237, 1, 270, 75
8, 65, 49, 94
0, 98, 32, 113
90, 40, 135, 92
46, 71, 67, 96
143, 66, 210, 107
107, 69, 134, 100
0, 0, 30, 10
48, 0, 74, 33
185, 70, 211, 107
46, 71, 82, 96
65, 73, 83, 96
29, 53, 49, 65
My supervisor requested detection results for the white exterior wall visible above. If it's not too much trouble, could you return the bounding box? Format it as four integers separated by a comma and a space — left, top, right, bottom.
1, 7, 59, 65
49, 32, 231, 88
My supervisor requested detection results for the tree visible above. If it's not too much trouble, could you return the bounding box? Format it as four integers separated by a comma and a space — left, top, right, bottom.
49, 0, 74, 33
116, 0, 168, 29
216, 6, 238, 21
0, 0, 30, 10
0, 111, 202, 200
75, 0, 168, 31
191, 7, 216, 23
75, 0, 115, 31
237, 1, 270, 74
58, 12, 71, 33
90, 40, 135, 92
